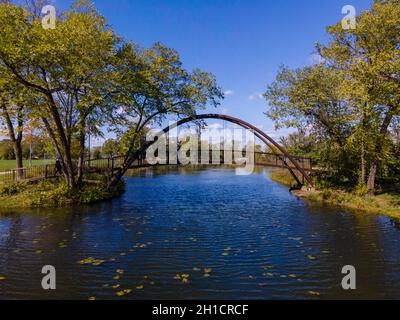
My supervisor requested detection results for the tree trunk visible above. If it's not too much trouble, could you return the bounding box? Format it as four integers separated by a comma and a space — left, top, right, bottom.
361, 137, 366, 185
45, 95, 77, 189
14, 141, 24, 179
367, 159, 378, 195
1, 103, 24, 179
366, 109, 394, 195
76, 123, 86, 187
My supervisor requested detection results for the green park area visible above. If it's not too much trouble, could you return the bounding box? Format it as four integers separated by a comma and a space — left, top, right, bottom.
0, 160, 53, 171
0, 1, 399, 213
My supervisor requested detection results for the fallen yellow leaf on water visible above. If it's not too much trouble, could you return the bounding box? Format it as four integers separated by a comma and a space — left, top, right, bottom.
181, 274, 190, 279
116, 288, 133, 296
136, 285, 144, 290
112, 284, 120, 289
307, 255, 317, 260
289, 274, 297, 278
309, 291, 321, 296
263, 273, 274, 277
113, 276, 120, 280
261, 266, 273, 270
0, 276, 6, 280
92, 260, 105, 266
78, 257, 105, 266
204, 268, 212, 273
182, 278, 189, 284
193, 267, 201, 271
88, 297, 96, 300
203, 273, 211, 277
116, 269, 124, 274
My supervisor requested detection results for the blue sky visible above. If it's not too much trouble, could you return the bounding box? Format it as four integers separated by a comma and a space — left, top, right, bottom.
61, 0, 372, 141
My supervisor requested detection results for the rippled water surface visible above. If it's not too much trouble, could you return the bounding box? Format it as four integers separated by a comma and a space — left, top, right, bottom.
0, 168, 399, 299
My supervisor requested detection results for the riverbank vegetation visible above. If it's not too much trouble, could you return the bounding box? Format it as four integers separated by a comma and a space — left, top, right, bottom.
0, 174, 125, 209
264, 1, 400, 199
270, 169, 400, 218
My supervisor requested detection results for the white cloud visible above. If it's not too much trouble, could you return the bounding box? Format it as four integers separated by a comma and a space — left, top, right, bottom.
224, 90, 235, 96
248, 93, 264, 100
220, 107, 229, 115
206, 123, 223, 130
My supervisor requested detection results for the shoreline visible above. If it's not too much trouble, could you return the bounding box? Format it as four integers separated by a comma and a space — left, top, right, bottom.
0, 174, 125, 210
270, 170, 400, 219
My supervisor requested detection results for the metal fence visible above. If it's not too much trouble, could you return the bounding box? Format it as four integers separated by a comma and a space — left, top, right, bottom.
0, 156, 127, 184
0, 164, 57, 184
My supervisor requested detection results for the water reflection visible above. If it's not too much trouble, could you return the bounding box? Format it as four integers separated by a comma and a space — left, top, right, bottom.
0, 168, 399, 299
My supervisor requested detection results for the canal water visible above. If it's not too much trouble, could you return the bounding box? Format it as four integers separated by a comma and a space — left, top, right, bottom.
0, 168, 399, 299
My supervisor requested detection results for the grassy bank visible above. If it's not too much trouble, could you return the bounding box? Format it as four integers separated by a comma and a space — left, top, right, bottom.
269, 169, 298, 187
0, 174, 125, 209
269, 169, 400, 218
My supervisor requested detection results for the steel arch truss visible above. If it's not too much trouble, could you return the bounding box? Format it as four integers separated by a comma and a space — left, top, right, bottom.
138, 114, 315, 188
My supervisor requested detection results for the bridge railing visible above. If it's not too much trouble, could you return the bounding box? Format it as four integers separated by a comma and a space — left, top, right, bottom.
131, 150, 312, 171
253, 152, 311, 170
0, 151, 312, 185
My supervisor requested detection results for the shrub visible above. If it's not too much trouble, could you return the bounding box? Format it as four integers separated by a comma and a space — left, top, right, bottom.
0, 182, 27, 196
321, 189, 333, 201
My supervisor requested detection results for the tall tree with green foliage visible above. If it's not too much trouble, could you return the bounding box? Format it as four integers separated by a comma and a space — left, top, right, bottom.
106, 42, 223, 189
264, 65, 359, 183
318, 0, 400, 194
0, 1, 117, 188
265, 0, 400, 194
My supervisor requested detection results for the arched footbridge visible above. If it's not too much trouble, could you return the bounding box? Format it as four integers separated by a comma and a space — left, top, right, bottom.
0, 114, 315, 188
127, 114, 316, 188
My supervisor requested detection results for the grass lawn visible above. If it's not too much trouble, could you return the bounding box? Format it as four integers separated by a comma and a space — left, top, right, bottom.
0, 160, 54, 171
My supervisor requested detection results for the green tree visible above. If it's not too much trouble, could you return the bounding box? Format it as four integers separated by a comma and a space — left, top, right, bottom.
0, 140, 15, 160
264, 65, 358, 182
318, 0, 400, 194
265, 1, 400, 194
101, 139, 120, 158
0, 70, 34, 176
106, 42, 223, 189
0, 1, 117, 188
